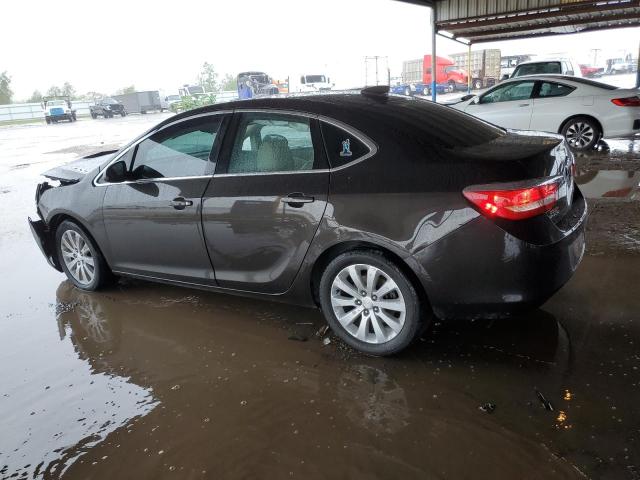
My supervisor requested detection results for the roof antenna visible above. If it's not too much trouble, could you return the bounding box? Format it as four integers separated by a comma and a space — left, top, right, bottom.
361, 85, 389, 97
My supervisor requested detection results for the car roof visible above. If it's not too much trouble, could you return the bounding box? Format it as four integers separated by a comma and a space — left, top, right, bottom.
498, 75, 618, 90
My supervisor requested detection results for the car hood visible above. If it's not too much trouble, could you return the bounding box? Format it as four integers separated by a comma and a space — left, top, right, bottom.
42, 150, 118, 183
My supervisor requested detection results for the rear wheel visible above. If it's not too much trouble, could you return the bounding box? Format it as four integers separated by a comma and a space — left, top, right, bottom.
562, 116, 600, 150
404, 86, 411, 96
91, 112, 97, 119
319, 250, 424, 356
55, 220, 112, 291
473, 78, 483, 90
45, 117, 51, 124
447, 81, 455, 93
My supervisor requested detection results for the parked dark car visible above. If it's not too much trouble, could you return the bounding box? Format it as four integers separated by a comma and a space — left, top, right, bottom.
28, 88, 587, 355
89, 97, 127, 118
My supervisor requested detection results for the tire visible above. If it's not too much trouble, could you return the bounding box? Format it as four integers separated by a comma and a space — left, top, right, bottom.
45, 117, 51, 124
319, 250, 424, 356
55, 220, 112, 291
446, 81, 455, 93
91, 112, 97, 119
473, 79, 483, 90
121, 112, 126, 117
404, 86, 411, 96
561, 116, 601, 151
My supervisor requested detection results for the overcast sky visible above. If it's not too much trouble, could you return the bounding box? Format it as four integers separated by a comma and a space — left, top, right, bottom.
2, 0, 638, 100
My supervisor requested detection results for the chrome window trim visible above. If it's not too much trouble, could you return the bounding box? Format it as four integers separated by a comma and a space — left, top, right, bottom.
93, 108, 378, 184
93, 110, 232, 187
213, 108, 378, 177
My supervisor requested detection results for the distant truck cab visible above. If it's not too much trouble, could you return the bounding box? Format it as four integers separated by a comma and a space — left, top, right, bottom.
292, 74, 333, 92
42, 96, 76, 124
237, 72, 279, 99
423, 55, 468, 92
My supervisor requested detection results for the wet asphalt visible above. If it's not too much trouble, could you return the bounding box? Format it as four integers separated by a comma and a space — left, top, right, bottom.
0, 116, 639, 479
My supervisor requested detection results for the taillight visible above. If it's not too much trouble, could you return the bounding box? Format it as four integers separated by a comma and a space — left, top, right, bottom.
611, 96, 640, 107
463, 177, 562, 220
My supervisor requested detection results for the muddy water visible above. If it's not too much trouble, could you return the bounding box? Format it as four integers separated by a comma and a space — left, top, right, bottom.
1, 120, 640, 479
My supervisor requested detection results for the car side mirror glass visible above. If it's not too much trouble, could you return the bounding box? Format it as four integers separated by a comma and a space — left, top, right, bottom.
104, 160, 128, 183
501, 74, 510, 81
460, 94, 476, 102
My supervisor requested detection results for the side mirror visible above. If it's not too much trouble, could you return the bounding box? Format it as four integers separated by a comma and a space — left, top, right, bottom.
104, 160, 128, 183
460, 94, 476, 102
501, 74, 510, 81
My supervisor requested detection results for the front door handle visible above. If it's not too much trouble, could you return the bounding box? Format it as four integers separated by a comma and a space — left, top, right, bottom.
170, 197, 193, 210
519, 103, 530, 107
281, 193, 314, 208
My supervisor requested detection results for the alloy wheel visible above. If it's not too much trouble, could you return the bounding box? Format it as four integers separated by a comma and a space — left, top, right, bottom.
60, 230, 95, 286
565, 121, 595, 149
330, 264, 406, 344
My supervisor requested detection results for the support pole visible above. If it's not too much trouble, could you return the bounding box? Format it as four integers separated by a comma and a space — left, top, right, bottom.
431, 8, 437, 102
467, 43, 472, 94
636, 39, 640, 88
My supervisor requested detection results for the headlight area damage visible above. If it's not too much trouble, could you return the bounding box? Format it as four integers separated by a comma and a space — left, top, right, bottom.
28, 150, 117, 272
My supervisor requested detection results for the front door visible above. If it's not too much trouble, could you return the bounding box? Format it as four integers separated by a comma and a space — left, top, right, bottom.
465, 80, 536, 130
202, 112, 329, 294
102, 114, 227, 284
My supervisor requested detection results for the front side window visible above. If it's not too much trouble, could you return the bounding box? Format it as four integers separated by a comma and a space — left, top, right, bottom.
227, 113, 316, 174
538, 81, 574, 98
480, 81, 535, 104
320, 122, 371, 168
131, 117, 222, 179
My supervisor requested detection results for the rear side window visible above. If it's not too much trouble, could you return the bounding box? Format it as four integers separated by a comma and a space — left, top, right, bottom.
320, 122, 370, 168
538, 82, 574, 98
228, 113, 317, 173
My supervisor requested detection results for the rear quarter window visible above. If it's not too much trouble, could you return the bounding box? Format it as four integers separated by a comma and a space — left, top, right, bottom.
320, 122, 371, 168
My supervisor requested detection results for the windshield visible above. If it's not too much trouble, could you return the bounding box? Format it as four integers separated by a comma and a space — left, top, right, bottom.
48, 100, 66, 106
103, 98, 118, 104
513, 62, 562, 77
305, 75, 326, 83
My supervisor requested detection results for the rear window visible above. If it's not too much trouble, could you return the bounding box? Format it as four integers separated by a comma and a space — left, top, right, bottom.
409, 98, 505, 147
514, 62, 561, 77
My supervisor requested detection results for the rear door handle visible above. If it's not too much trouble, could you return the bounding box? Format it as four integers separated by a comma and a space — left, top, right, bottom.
170, 197, 193, 210
282, 193, 314, 208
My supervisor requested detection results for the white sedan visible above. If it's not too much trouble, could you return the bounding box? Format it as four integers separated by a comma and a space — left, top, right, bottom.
451, 75, 640, 150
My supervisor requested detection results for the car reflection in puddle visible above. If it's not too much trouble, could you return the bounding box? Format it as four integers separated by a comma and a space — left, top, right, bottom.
575, 169, 640, 199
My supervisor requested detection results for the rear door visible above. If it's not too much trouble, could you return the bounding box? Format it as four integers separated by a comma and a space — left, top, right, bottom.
201, 111, 329, 294
465, 80, 536, 130
530, 80, 577, 133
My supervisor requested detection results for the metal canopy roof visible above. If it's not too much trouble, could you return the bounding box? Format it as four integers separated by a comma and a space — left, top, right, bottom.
397, 0, 640, 43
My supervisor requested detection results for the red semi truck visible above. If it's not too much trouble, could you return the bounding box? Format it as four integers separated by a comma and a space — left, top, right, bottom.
423, 55, 468, 91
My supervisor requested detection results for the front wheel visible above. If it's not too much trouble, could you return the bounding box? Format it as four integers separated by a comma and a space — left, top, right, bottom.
319, 250, 424, 356
55, 220, 112, 291
562, 116, 601, 150
404, 86, 411, 96
473, 78, 483, 90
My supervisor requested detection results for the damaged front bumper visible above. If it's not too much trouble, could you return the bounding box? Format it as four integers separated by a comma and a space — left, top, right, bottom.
28, 217, 62, 272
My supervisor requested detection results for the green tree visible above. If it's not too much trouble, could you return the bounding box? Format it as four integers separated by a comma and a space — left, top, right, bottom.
27, 90, 43, 103
115, 85, 136, 95
199, 62, 218, 93
219, 73, 236, 92
46, 85, 63, 97
62, 81, 76, 98
0, 71, 13, 104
